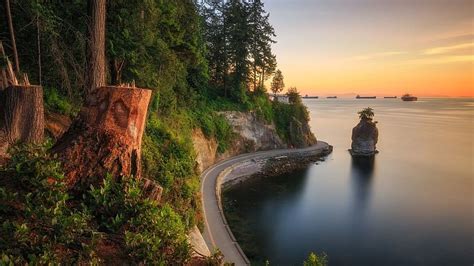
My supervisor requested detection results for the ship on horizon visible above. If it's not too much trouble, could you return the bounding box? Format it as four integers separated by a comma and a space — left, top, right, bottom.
401, 94, 418, 101
356, 95, 376, 99
326, 96, 337, 99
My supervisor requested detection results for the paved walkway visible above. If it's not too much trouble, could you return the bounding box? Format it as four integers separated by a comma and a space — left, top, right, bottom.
200, 141, 330, 265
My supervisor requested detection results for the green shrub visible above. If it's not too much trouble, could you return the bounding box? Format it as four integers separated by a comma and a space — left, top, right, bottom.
87, 175, 190, 264
43, 87, 78, 116
0, 142, 95, 264
0, 142, 191, 264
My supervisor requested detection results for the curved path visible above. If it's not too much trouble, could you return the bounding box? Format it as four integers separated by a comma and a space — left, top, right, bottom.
200, 141, 330, 265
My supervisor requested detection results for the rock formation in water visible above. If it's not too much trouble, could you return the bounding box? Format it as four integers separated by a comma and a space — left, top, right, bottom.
350, 110, 378, 156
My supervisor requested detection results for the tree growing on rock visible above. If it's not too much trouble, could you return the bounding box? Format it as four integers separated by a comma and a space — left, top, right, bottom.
351, 107, 378, 156
358, 107, 374, 120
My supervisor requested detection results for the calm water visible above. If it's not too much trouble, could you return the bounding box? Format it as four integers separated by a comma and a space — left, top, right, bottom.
223, 98, 473, 265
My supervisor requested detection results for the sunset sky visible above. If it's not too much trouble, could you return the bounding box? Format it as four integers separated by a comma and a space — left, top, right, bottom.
265, 0, 473, 97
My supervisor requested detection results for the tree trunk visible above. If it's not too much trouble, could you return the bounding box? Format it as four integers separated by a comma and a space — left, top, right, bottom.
3, 85, 44, 143
52, 86, 151, 190
86, 0, 106, 94
110, 58, 124, 85
4, 0, 20, 74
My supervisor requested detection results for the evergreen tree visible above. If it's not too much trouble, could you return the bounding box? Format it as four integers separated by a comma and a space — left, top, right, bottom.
201, 0, 228, 96
248, 0, 276, 91
271, 69, 284, 96
225, 0, 250, 102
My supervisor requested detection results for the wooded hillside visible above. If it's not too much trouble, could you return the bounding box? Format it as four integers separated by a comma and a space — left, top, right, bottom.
0, 0, 314, 264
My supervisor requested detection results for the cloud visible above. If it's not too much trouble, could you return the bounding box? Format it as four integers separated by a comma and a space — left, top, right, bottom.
402, 55, 473, 65
347, 51, 406, 61
423, 42, 474, 55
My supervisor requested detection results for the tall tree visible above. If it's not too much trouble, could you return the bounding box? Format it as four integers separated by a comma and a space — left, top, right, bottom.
248, 0, 276, 91
202, 0, 228, 96
86, 0, 106, 94
225, 0, 250, 102
270, 69, 284, 96
4, 0, 19, 74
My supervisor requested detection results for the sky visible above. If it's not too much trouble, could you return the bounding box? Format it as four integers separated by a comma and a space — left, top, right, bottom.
264, 0, 473, 97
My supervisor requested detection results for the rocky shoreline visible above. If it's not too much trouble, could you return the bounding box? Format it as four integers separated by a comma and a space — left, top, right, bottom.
220, 144, 333, 190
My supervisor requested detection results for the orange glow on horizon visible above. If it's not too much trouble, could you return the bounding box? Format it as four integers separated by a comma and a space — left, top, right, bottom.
265, 1, 474, 97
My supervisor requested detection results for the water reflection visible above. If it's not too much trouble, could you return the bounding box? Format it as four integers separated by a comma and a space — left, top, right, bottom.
350, 156, 375, 213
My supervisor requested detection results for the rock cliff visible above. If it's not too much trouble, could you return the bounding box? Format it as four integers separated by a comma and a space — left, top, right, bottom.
192, 111, 286, 172
350, 118, 378, 156
289, 116, 317, 148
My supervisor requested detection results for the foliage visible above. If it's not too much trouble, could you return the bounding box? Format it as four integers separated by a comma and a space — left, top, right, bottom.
87, 175, 190, 264
287, 87, 302, 104
43, 87, 79, 116
0, 0, 322, 264
358, 107, 375, 120
272, 93, 311, 146
201, 0, 277, 100
0, 143, 191, 264
303, 252, 328, 266
0, 142, 95, 264
271, 69, 285, 96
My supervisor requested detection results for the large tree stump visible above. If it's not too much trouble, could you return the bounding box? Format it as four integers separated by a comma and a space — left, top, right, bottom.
52, 86, 151, 189
3, 85, 44, 143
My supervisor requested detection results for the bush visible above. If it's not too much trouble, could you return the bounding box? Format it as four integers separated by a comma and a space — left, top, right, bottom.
141, 114, 201, 228
87, 175, 190, 264
0, 142, 191, 264
0, 142, 95, 264
43, 87, 79, 116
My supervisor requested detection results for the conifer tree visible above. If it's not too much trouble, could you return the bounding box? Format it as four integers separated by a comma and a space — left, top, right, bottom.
271, 69, 284, 96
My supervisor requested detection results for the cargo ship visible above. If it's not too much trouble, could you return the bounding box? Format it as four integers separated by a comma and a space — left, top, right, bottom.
356, 95, 376, 99
326, 96, 337, 99
384, 96, 397, 99
401, 94, 418, 101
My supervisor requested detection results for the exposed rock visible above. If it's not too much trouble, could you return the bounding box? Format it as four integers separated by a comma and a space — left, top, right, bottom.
192, 111, 286, 172
220, 111, 285, 151
289, 116, 317, 148
188, 225, 211, 258
220, 144, 333, 189
45, 112, 72, 139
192, 128, 219, 173
350, 118, 378, 156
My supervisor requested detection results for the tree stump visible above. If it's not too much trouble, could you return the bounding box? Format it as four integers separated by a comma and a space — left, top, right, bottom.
3, 85, 44, 143
52, 86, 152, 189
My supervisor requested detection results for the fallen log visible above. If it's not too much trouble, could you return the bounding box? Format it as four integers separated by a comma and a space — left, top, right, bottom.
52, 86, 151, 190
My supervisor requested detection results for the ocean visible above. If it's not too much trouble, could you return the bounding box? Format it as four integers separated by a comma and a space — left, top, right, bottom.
223, 98, 473, 265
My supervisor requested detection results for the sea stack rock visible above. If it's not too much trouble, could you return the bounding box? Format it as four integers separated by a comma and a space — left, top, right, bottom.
350, 107, 378, 156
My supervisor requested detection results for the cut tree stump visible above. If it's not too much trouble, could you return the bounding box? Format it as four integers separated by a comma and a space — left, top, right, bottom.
3, 85, 44, 143
52, 86, 151, 189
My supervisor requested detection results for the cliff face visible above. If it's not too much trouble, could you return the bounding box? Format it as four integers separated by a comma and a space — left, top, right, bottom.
192, 111, 286, 172
289, 116, 317, 148
220, 111, 285, 151
351, 118, 378, 156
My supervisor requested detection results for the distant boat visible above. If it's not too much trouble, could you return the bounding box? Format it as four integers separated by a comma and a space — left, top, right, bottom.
326, 96, 337, 99
401, 94, 418, 101
303, 95, 319, 99
384, 96, 397, 99
356, 95, 376, 99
